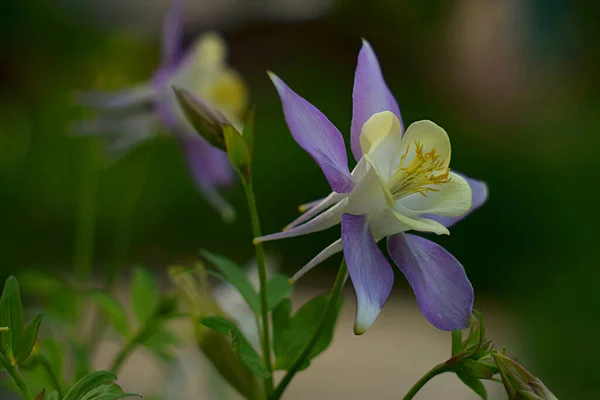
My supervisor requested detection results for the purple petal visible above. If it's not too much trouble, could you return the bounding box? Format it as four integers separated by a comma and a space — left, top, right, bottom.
425, 173, 488, 227
269, 72, 354, 193
387, 233, 473, 330
351, 40, 402, 161
178, 134, 236, 219
161, 0, 185, 68
342, 213, 394, 334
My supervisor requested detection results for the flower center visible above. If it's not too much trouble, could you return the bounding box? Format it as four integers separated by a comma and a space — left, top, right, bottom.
386, 140, 451, 199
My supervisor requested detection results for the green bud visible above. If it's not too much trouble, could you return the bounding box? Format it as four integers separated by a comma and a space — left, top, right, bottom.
492, 352, 558, 400
172, 87, 229, 151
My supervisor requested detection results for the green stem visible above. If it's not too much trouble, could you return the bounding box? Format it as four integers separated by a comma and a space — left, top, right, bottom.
74, 141, 98, 280
243, 179, 274, 395
0, 353, 34, 400
110, 322, 155, 374
36, 354, 65, 398
401, 362, 451, 400
270, 260, 348, 400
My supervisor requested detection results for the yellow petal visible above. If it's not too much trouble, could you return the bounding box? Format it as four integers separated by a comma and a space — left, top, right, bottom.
400, 120, 451, 170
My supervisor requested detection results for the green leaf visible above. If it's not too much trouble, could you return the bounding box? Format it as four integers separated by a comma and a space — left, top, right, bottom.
272, 299, 291, 358
201, 251, 260, 314
63, 371, 117, 400
457, 359, 494, 379
274, 293, 343, 370
266, 274, 292, 311
45, 391, 60, 400
457, 372, 488, 399
223, 125, 252, 180
131, 267, 159, 324
88, 292, 129, 337
0, 276, 24, 356
200, 316, 269, 378
15, 314, 43, 365
73, 343, 91, 383
142, 327, 181, 362
242, 106, 255, 155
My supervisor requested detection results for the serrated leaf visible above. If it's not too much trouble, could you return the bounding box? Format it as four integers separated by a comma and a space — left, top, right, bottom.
201, 251, 260, 314
272, 299, 291, 358
15, 313, 43, 365
200, 316, 269, 378
63, 371, 117, 400
131, 267, 159, 324
223, 125, 251, 180
266, 274, 292, 311
88, 292, 129, 337
0, 276, 24, 356
457, 372, 488, 399
274, 293, 343, 370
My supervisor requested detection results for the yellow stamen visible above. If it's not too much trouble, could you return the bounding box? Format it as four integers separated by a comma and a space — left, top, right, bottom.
387, 140, 451, 199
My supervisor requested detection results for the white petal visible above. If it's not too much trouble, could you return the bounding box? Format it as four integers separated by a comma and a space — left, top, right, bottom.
254, 197, 348, 243
399, 120, 451, 170
392, 211, 450, 235
291, 239, 343, 283
346, 155, 393, 215
284, 192, 344, 231
359, 111, 403, 180
397, 172, 472, 217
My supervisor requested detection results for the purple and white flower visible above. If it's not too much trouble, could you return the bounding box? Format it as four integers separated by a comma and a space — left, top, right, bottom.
75, 0, 247, 219
255, 40, 488, 334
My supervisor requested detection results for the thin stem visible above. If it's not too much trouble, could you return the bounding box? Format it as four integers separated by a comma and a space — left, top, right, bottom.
401, 362, 451, 400
36, 354, 65, 398
270, 260, 348, 400
109, 322, 153, 374
0, 353, 34, 400
242, 179, 274, 395
74, 141, 99, 280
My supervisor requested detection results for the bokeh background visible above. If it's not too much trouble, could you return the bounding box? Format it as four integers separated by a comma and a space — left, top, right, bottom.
1, 0, 599, 398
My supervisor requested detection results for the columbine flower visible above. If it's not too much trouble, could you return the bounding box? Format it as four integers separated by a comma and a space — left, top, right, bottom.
75, 0, 247, 219
493, 352, 558, 400
255, 40, 488, 334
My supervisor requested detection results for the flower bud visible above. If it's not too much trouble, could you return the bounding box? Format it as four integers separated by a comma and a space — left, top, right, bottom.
492, 352, 558, 400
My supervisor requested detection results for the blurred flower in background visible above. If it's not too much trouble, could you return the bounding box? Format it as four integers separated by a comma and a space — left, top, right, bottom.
74, 0, 249, 220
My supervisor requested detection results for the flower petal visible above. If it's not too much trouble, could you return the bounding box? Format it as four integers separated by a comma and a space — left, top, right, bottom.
425, 173, 488, 227
387, 233, 473, 330
161, 0, 185, 67
269, 72, 354, 193
342, 213, 394, 335
400, 120, 451, 170
396, 172, 472, 217
351, 39, 402, 161
75, 85, 155, 110
291, 239, 343, 283
179, 135, 236, 220
284, 192, 344, 231
359, 111, 404, 180
391, 210, 449, 236
345, 154, 393, 215
254, 197, 348, 243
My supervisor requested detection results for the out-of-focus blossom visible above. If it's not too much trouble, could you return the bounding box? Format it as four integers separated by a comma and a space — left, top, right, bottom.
75, 0, 247, 220
256, 40, 488, 334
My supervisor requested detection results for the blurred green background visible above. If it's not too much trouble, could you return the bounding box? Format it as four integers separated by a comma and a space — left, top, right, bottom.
1, 0, 599, 398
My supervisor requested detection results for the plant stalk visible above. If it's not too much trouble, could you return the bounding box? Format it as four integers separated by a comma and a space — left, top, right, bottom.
401, 362, 451, 400
242, 178, 274, 395
270, 260, 348, 400
0, 353, 34, 400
